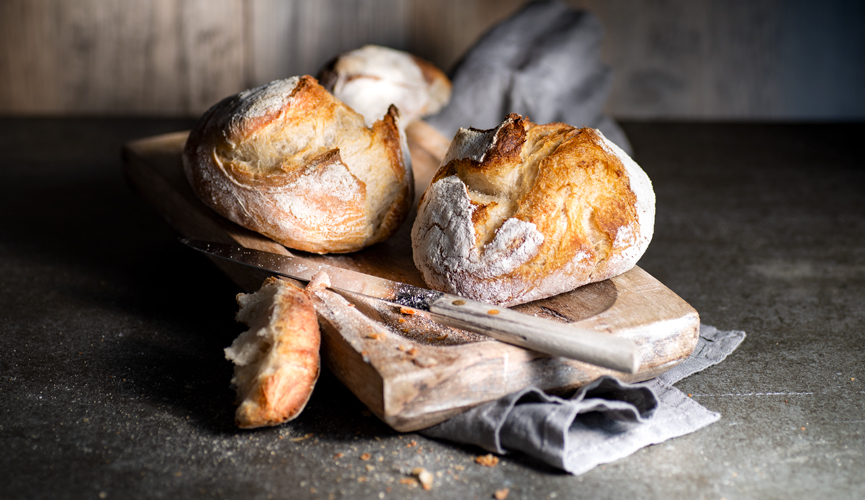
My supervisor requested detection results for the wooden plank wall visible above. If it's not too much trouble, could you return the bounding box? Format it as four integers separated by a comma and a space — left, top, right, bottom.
1, 0, 863, 119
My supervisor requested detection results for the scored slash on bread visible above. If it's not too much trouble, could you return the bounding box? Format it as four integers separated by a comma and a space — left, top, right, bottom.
411, 113, 655, 306
225, 277, 321, 429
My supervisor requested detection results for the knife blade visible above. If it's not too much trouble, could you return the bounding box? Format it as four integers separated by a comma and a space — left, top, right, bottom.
181, 238, 640, 373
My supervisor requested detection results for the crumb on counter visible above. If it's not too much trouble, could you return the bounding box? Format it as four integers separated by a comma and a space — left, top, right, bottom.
412, 467, 434, 490
399, 477, 418, 488
475, 454, 500, 467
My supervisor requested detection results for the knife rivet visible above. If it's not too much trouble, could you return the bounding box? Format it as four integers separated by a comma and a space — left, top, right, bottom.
487, 309, 500, 315
452, 300, 466, 306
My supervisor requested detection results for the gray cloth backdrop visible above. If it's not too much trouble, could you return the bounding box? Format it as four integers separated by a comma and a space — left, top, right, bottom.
426, 0, 632, 154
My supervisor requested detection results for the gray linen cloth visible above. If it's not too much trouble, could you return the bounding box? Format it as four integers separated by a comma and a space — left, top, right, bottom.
425, 0, 632, 154
422, 325, 746, 475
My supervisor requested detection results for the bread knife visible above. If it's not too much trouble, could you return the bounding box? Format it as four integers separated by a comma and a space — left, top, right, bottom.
181, 239, 640, 373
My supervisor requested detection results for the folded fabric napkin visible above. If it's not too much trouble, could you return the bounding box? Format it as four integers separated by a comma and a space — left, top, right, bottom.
422, 325, 746, 475
426, 0, 632, 154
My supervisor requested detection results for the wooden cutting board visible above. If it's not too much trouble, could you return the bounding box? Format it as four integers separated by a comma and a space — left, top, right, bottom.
121, 121, 700, 432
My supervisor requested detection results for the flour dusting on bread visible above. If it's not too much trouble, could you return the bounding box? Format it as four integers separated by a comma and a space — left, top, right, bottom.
414, 176, 543, 284
236, 77, 301, 120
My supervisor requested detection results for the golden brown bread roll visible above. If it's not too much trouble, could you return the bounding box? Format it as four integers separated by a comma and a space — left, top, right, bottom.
224, 277, 320, 429
318, 45, 452, 127
411, 114, 655, 306
182, 75, 413, 254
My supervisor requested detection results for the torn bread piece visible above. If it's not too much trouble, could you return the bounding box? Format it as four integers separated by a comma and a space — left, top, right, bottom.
225, 276, 320, 428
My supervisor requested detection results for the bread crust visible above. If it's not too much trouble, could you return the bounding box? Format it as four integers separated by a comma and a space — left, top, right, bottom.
225, 277, 320, 428
182, 75, 413, 254
318, 45, 452, 127
411, 114, 655, 306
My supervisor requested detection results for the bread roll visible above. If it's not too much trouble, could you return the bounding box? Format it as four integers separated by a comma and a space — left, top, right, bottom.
225, 277, 320, 428
318, 45, 451, 127
182, 75, 413, 254
411, 114, 655, 306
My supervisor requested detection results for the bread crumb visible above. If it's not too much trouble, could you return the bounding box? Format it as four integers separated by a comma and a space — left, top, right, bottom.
334, 453, 344, 459
306, 271, 331, 291
360, 453, 371, 461
366, 332, 383, 339
399, 478, 418, 488
475, 454, 499, 467
358, 476, 368, 483
494, 487, 510, 499
400, 307, 416, 315
412, 468, 433, 490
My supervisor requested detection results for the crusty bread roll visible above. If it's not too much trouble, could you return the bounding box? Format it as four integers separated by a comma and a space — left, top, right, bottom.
318, 45, 451, 127
224, 277, 320, 429
411, 113, 655, 306
182, 75, 413, 254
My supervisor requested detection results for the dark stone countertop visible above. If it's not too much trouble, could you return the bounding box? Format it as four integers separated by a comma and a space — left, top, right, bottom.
1, 117, 863, 499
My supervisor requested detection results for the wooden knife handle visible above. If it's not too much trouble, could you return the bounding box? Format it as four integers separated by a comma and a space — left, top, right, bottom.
429, 294, 640, 373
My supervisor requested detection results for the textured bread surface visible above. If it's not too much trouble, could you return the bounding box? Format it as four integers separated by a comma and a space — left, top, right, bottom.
182, 75, 413, 254
318, 45, 451, 127
411, 113, 655, 306
224, 277, 321, 428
